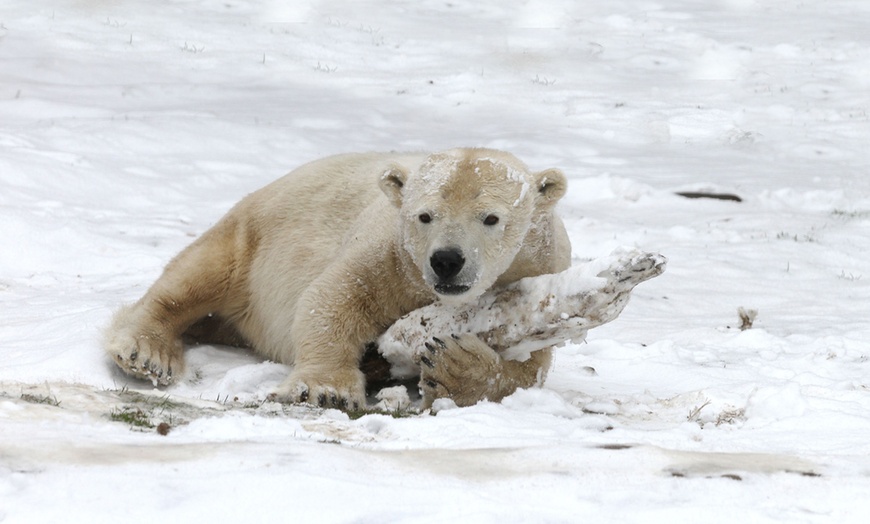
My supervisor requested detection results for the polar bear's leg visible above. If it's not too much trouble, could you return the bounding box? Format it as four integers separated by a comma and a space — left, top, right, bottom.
267, 264, 390, 410
269, 324, 368, 410
417, 334, 553, 409
103, 301, 186, 386
104, 220, 249, 385
269, 305, 369, 410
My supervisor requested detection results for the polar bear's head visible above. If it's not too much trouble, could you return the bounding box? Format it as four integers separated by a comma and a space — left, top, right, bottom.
379, 148, 566, 303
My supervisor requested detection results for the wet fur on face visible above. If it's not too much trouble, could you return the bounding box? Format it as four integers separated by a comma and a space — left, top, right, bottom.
381, 149, 567, 304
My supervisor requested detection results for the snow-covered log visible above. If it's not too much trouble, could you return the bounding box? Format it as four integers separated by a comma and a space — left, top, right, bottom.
378, 249, 667, 379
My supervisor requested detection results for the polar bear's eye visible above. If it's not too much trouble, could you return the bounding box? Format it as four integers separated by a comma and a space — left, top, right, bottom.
483, 214, 500, 226
418, 213, 432, 224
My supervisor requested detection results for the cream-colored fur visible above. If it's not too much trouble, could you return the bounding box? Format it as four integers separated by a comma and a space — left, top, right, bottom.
104, 148, 571, 409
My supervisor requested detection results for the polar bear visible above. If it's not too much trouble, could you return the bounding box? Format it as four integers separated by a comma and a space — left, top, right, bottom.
104, 148, 571, 410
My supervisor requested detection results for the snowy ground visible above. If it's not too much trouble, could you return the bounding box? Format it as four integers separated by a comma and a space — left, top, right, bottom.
2, 0, 870, 522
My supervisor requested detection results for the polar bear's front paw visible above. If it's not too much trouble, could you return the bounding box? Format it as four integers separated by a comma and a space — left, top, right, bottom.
104, 330, 184, 387
270, 367, 367, 411
416, 334, 503, 409
103, 304, 184, 386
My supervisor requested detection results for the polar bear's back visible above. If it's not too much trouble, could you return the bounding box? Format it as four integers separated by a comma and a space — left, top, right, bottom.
242, 152, 423, 232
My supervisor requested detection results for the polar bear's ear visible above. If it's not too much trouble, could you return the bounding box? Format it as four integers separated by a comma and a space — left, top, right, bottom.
533, 168, 567, 208
379, 164, 409, 208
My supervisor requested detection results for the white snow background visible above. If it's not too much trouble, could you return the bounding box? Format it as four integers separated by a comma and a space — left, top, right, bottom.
2, 0, 869, 522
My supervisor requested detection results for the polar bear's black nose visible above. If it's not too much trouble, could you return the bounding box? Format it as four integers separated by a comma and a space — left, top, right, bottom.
430, 249, 465, 280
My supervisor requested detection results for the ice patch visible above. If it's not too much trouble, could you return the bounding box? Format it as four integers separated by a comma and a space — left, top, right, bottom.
568, 174, 656, 203
759, 188, 851, 212
500, 387, 582, 418
746, 383, 808, 423
431, 398, 458, 413
690, 47, 746, 80
373, 385, 411, 412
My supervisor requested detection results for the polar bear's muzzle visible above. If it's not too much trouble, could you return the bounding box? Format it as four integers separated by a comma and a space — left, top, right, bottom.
430, 249, 472, 296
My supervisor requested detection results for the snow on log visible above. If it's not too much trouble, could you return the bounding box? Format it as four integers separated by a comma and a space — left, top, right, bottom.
378, 249, 667, 379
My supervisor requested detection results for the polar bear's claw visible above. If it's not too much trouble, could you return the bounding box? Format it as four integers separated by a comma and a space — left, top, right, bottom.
418, 334, 504, 409
271, 368, 366, 411
103, 303, 184, 387
105, 334, 180, 387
